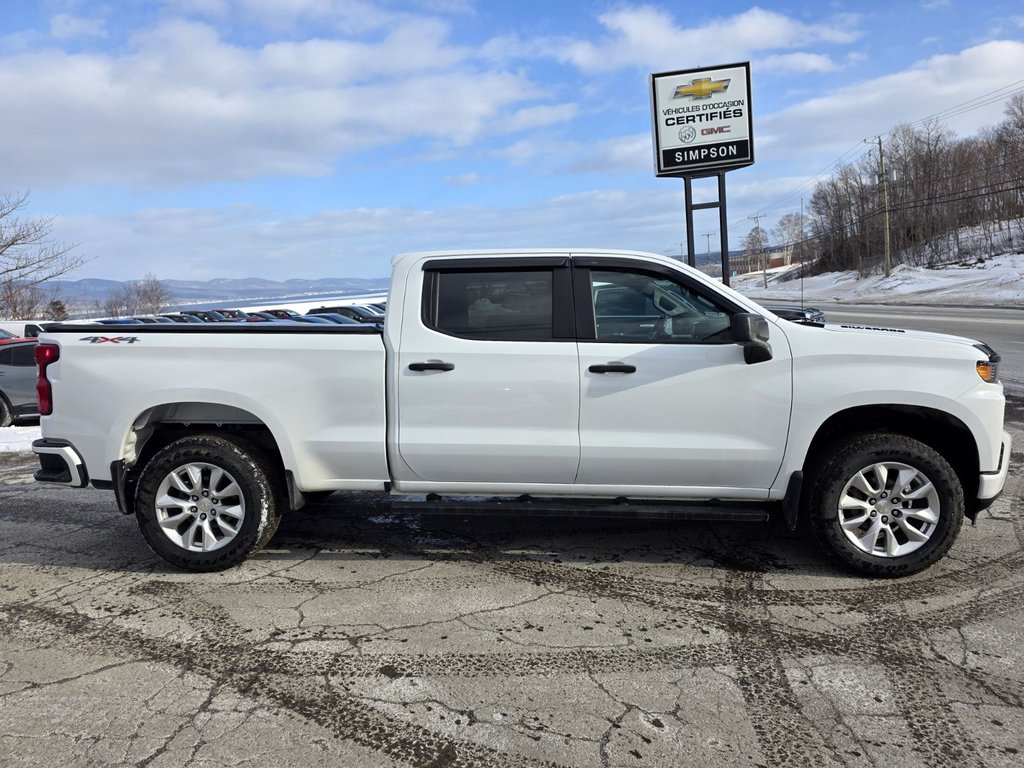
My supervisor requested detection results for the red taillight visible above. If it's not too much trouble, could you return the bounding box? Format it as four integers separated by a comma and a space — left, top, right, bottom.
35, 343, 60, 416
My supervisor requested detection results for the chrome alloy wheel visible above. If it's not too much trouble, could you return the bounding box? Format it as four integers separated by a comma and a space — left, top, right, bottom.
153, 462, 246, 552
837, 461, 940, 557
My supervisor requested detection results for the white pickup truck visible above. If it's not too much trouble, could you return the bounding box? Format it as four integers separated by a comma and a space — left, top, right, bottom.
32, 249, 1011, 576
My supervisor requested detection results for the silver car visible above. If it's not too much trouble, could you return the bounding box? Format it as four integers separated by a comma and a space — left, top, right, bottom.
0, 340, 39, 427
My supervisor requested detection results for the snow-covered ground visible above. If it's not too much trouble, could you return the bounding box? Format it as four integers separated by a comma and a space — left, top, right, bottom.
1, 425, 40, 455
2, 255, 1021, 455
733, 253, 1024, 307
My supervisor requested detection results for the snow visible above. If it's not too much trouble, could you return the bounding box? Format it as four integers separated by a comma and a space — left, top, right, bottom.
0, 425, 40, 455
731, 253, 1024, 307
2, 255, 1020, 455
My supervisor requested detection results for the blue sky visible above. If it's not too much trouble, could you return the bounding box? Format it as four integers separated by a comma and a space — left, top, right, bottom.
2, 0, 1023, 280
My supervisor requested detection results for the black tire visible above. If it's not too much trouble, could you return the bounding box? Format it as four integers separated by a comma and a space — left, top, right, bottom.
134, 434, 282, 572
0, 396, 11, 428
809, 433, 964, 577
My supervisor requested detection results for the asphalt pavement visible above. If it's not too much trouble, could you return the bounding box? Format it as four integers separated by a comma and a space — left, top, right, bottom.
1, 399, 1022, 767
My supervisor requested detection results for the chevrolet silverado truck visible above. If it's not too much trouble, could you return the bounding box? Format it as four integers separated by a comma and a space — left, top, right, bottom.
31, 250, 1011, 576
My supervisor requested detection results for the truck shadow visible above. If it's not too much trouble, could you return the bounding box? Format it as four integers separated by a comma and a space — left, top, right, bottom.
265, 491, 833, 576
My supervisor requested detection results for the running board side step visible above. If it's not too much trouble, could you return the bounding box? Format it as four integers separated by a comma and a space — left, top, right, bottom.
389, 497, 771, 522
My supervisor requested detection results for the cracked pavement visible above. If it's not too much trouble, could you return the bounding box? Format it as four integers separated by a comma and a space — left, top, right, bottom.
1, 399, 1022, 767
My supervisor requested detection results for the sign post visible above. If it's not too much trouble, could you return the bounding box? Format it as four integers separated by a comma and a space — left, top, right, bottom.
650, 62, 753, 285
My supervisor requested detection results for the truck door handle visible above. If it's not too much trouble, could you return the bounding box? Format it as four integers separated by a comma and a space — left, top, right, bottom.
409, 361, 455, 372
589, 363, 636, 374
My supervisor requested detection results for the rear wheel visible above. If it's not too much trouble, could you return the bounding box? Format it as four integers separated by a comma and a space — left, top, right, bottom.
134, 434, 282, 571
810, 433, 964, 577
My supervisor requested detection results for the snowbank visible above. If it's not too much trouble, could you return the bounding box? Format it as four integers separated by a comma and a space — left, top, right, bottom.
0, 426, 41, 455
732, 253, 1024, 307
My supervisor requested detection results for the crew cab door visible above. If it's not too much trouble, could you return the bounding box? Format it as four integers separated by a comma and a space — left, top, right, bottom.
573, 258, 792, 496
394, 256, 580, 485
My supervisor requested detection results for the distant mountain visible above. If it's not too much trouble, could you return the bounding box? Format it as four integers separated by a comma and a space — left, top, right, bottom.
46, 276, 391, 305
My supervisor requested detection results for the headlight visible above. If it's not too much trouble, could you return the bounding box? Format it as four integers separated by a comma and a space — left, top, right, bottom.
974, 343, 1000, 383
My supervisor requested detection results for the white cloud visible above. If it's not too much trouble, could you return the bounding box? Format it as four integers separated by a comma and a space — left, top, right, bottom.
760, 41, 1024, 160
553, 6, 860, 73
759, 53, 839, 73
494, 137, 575, 166
444, 172, 484, 186
567, 134, 651, 174
165, 0, 405, 33
0, 18, 564, 187
501, 103, 579, 132
50, 14, 107, 40
920, 0, 951, 10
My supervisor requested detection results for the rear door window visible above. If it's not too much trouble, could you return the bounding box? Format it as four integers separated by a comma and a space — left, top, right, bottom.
10, 345, 36, 366
424, 269, 560, 341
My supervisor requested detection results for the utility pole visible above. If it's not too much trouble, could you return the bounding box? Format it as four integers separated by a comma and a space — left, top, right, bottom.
702, 232, 714, 275
799, 198, 805, 309
747, 212, 767, 288
871, 136, 893, 278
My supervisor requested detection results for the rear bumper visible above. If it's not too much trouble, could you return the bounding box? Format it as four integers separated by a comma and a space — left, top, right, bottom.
976, 430, 1012, 511
32, 438, 89, 487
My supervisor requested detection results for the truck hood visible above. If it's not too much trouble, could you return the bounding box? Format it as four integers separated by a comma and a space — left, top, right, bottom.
821, 322, 983, 350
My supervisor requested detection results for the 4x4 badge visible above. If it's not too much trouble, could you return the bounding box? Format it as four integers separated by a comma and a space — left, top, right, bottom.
79, 336, 140, 344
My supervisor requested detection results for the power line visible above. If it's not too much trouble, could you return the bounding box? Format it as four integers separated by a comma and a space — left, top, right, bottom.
722, 77, 1024, 238
903, 80, 1024, 129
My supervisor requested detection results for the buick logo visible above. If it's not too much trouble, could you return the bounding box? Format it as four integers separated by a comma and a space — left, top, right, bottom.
678, 126, 697, 144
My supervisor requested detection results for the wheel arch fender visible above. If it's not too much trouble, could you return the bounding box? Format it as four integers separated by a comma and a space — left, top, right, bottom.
111, 396, 296, 512
795, 403, 980, 517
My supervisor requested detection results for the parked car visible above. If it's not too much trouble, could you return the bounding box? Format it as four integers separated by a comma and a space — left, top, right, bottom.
765, 305, 826, 325
0, 328, 32, 346
306, 312, 360, 325
262, 309, 301, 319
160, 314, 205, 324
181, 310, 235, 323
0, 340, 39, 427
213, 309, 264, 322
247, 311, 293, 322
97, 318, 143, 325
0, 320, 49, 338
290, 315, 336, 324
308, 305, 384, 325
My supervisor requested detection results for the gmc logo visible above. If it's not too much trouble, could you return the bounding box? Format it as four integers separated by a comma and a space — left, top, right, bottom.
701, 126, 731, 135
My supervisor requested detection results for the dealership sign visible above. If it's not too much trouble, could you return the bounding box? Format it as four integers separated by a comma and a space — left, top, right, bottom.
650, 62, 754, 176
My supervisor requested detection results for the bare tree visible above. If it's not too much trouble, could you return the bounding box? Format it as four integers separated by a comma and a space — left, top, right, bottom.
135, 273, 174, 314
742, 226, 768, 274
0, 191, 83, 319
0, 281, 45, 319
103, 284, 142, 318
801, 103, 1024, 277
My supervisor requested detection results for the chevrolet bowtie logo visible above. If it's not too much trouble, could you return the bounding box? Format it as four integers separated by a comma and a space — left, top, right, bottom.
673, 77, 731, 100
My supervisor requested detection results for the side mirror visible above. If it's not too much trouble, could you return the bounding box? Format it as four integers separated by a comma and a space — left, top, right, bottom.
731, 313, 773, 364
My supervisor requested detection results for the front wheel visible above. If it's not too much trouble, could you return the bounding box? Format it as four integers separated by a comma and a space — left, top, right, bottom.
134, 434, 282, 571
809, 434, 964, 577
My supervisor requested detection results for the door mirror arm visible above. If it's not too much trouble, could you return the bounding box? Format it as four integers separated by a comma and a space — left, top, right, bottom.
731, 313, 773, 364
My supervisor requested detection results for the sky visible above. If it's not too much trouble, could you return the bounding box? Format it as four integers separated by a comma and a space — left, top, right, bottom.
2, 0, 1024, 281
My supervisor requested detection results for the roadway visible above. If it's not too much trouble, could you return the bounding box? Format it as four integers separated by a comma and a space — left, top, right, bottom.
813, 303, 1024, 394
